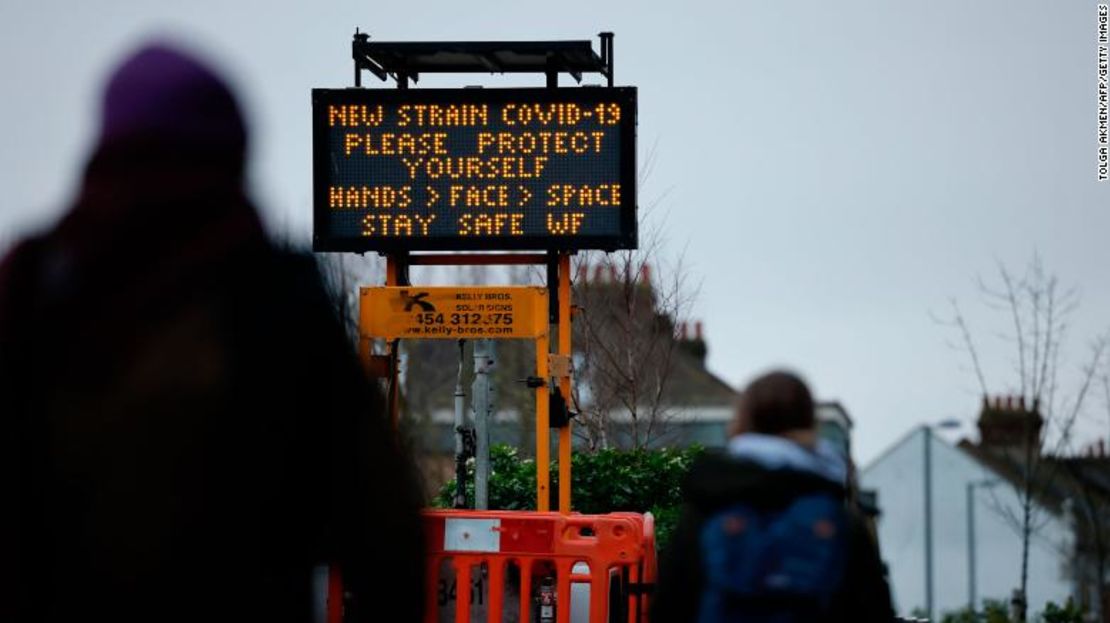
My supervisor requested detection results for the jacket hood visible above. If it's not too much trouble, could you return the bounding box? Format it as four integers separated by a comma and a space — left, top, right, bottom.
683, 451, 847, 513
727, 433, 849, 484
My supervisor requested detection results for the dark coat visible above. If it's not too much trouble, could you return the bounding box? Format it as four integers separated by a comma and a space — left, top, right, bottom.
0, 233, 425, 623
652, 451, 894, 622
0, 43, 424, 623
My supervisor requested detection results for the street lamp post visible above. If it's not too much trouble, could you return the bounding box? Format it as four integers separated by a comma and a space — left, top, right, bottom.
924, 426, 933, 620
924, 419, 961, 621
966, 479, 1000, 612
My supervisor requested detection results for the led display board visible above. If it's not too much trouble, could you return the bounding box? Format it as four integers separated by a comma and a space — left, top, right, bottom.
312, 87, 637, 252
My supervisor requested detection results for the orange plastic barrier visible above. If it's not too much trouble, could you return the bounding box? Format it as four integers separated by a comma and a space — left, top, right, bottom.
423, 509, 656, 623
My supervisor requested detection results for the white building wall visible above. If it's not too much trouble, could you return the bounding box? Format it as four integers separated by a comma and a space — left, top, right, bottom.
860, 427, 1073, 618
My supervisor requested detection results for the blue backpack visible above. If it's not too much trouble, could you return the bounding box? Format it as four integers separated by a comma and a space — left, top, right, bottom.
697, 493, 848, 623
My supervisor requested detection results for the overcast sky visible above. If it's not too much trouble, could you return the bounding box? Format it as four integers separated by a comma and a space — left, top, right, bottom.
2, 0, 1108, 464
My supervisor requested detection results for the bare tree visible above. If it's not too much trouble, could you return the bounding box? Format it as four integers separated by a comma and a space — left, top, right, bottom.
944, 254, 1109, 620
569, 227, 696, 450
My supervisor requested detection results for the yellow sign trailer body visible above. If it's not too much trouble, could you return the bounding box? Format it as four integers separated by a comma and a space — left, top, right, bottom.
360, 286, 548, 340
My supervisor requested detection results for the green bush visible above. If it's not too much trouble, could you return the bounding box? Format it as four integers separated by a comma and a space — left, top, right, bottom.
980, 600, 1010, 623
434, 445, 540, 512
937, 598, 1084, 623
938, 604, 1008, 623
1039, 599, 1084, 623
433, 444, 704, 549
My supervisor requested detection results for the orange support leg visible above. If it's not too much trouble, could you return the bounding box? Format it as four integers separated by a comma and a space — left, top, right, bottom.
536, 331, 551, 511
487, 559, 504, 623
326, 564, 343, 623
520, 561, 534, 621
557, 253, 573, 514
556, 559, 573, 623
456, 559, 473, 622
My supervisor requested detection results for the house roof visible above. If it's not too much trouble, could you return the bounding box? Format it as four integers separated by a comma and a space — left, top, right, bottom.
956, 440, 1110, 516
863, 423, 1110, 520
657, 344, 739, 408
1060, 457, 1110, 497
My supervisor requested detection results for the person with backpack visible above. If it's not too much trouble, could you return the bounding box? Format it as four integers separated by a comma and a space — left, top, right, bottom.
653, 370, 894, 622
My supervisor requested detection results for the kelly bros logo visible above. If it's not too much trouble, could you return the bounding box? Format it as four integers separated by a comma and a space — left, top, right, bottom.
400, 290, 436, 312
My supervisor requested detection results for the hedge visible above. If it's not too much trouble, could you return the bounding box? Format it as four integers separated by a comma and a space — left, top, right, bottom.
433, 444, 704, 549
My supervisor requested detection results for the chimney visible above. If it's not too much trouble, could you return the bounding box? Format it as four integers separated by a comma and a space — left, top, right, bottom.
677, 318, 708, 366
977, 393, 1044, 452
593, 264, 605, 283
608, 264, 617, 283
640, 264, 651, 286
576, 263, 588, 283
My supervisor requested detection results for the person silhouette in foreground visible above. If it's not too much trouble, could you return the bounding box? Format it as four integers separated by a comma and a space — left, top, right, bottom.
653, 370, 894, 622
0, 43, 423, 622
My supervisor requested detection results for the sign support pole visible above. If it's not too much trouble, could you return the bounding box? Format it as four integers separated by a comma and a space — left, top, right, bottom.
472, 339, 494, 510
557, 253, 573, 514
452, 339, 469, 509
384, 254, 408, 429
